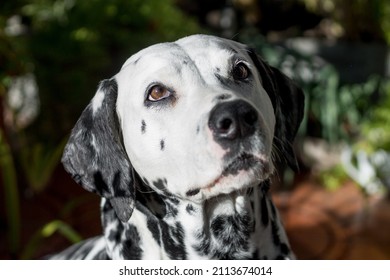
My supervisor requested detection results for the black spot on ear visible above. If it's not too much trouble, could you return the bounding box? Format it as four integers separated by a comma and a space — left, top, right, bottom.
216, 67, 220, 73
160, 139, 165, 151
247, 48, 305, 171
141, 120, 146, 134
93, 172, 111, 196
183, 60, 188, 65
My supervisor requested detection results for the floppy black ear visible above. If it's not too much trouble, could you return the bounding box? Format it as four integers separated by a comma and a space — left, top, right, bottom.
247, 49, 305, 171
61, 78, 135, 222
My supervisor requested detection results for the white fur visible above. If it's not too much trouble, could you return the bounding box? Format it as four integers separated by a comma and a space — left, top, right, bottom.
115, 35, 275, 202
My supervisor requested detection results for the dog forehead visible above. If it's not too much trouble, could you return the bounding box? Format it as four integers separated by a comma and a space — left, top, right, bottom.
121, 35, 245, 72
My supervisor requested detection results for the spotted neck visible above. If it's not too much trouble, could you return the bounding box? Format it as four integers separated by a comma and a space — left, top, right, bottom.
101, 181, 293, 259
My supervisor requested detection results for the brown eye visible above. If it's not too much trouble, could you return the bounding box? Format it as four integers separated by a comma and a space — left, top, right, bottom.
232, 62, 250, 80
148, 85, 171, 101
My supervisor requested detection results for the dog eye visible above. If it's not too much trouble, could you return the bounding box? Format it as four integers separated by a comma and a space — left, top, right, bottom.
148, 85, 171, 102
232, 62, 250, 80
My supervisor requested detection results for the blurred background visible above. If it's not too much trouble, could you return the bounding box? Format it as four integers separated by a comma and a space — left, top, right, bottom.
1, 0, 389, 260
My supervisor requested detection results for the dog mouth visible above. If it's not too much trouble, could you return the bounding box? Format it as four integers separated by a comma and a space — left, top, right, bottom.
222, 152, 261, 176
186, 152, 270, 197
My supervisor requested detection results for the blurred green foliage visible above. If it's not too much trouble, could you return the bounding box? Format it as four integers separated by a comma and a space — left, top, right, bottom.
241, 31, 390, 194
1, 0, 202, 145
241, 32, 389, 144
0, 130, 21, 256
299, 0, 390, 43
360, 82, 390, 152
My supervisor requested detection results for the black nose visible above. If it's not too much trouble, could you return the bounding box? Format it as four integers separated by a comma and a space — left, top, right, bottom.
208, 100, 258, 141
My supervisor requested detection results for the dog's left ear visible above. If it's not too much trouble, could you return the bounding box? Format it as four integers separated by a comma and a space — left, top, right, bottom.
61, 78, 135, 223
247, 49, 305, 171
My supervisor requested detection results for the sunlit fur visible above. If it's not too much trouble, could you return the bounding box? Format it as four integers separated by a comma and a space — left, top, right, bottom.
51, 35, 304, 260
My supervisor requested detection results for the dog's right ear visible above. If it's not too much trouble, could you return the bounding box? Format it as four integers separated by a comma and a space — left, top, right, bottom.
61, 79, 135, 223
247, 49, 305, 171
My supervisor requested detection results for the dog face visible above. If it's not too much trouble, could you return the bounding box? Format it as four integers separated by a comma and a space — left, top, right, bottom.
115, 36, 276, 201
62, 35, 304, 222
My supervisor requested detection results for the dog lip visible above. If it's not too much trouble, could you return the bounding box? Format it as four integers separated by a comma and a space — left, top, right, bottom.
186, 153, 266, 197
222, 152, 260, 175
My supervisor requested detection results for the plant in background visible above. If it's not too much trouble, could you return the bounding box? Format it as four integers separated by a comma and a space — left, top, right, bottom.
18, 0, 202, 145
299, 0, 390, 43
0, 130, 21, 258
19, 140, 66, 193
21, 220, 82, 259
241, 32, 386, 144
342, 81, 390, 195
240, 31, 389, 195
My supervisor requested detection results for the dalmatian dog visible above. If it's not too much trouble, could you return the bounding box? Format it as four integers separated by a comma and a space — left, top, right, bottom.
50, 34, 304, 260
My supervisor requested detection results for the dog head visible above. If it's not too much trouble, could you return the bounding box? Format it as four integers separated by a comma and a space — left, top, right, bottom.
62, 35, 304, 222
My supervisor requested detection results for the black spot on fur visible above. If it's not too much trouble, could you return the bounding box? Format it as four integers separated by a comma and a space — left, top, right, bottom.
186, 189, 200, 196
133, 57, 140, 65
259, 181, 271, 226
161, 221, 186, 259
166, 196, 179, 205
122, 224, 143, 259
215, 94, 231, 101
112, 171, 121, 193
207, 214, 254, 259
186, 204, 196, 214
153, 178, 168, 192
261, 195, 269, 226
93, 172, 110, 196
165, 201, 179, 217
271, 220, 281, 246
194, 230, 211, 256
210, 216, 226, 237
147, 217, 161, 246
101, 199, 117, 229
141, 120, 146, 134
280, 243, 290, 255
160, 139, 165, 151
135, 181, 167, 218
108, 228, 122, 244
